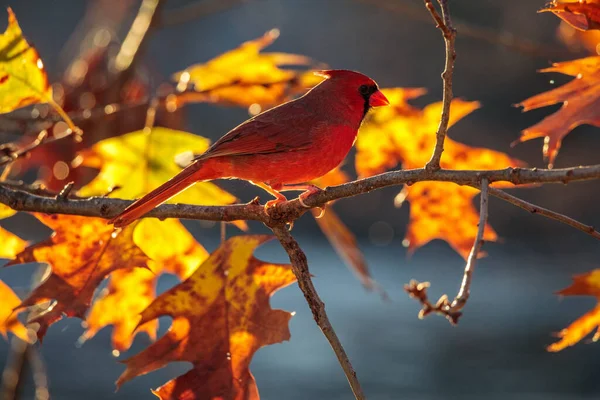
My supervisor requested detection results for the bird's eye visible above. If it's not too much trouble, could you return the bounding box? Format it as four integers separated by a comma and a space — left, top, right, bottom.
359, 84, 370, 95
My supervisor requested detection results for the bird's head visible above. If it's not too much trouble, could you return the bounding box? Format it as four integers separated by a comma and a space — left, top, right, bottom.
314, 69, 389, 116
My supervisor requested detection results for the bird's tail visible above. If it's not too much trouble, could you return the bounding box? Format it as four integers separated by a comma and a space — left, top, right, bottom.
109, 160, 214, 228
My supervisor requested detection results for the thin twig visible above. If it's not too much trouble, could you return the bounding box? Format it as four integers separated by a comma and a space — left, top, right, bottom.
405, 178, 490, 324
425, 0, 456, 171
272, 226, 365, 400
487, 186, 600, 240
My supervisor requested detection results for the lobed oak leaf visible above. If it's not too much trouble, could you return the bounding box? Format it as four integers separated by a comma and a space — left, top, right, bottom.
0, 279, 33, 343
542, 0, 600, 31
310, 168, 378, 290
0, 204, 26, 259
172, 29, 324, 110
6, 214, 150, 340
518, 56, 600, 166
82, 219, 209, 351
0, 8, 52, 114
116, 235, 296, 400
77, 127, 237, 206
548, 270, 600, 351
357, 89, 523, 258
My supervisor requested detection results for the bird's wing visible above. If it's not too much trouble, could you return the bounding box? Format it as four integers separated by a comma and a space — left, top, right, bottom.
195, 101, 321, 161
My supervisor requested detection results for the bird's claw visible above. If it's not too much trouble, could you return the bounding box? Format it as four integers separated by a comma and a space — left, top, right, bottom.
298, 186, 323, 208
264, 198, 286, 212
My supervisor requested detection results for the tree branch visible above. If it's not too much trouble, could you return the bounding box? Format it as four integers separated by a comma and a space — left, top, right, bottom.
2, 165, 600, 225
424, 0, 456, 171
405, 178, 490, 324
487, 186, 600, 240
272, 226, 365, 400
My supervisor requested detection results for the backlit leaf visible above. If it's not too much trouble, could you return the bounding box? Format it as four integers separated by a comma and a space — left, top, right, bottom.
82, 219, 209, 351
0, 8, 51, 114
173, 29, 323, 109
0, 203, 26, 259
542, 0, 600, 31
518, 56, 600, 166
357, 89, 523, 258
7, 214, 150, 340
548, 270, 600, 351
77, 127, 237, 206
116, 235, 296, 400
0, 280, 33, 343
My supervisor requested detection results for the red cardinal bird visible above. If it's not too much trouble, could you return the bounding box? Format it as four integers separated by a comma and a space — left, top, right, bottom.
109, 70, 389, 227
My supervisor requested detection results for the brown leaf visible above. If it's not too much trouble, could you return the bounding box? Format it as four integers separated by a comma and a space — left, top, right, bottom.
518, 56, 600, 166
548, 270, 600, 351
82, 219, 209, 351
7, 214, 150, 340
0, 280, 33, 343
116, 235, 296, 400
542, 1, 600, 31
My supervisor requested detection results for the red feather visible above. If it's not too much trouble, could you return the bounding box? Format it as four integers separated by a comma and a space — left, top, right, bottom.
110, 70, 388, 227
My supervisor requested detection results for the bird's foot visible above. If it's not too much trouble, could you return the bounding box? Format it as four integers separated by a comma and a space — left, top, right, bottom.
298, 185, 323, 208
264, 198, 287, 211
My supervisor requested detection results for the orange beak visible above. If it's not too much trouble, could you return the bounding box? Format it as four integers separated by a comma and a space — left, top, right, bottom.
369, 90, 390, 107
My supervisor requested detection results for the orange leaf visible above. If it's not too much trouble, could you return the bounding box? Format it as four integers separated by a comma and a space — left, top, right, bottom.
173, 29, 324, 110
7, 214, 150, 340
82, 219, 209, 351
357, 89, 524, 258
548, 270, 600, 351
0, 280, 33, 343
404, 183, 497, 258
310, 169, 378, 290
518, 56, 600, 166
542, 1, 600, 31
0, 204, 26, 259
116, 235, 296, 400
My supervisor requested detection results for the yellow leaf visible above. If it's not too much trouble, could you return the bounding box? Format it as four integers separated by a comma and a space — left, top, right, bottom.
173, 29, 323, 109
116, 235, 296, 399
0, 8, 51, 113
82, 219, 209, 351
0, 280, 33, 343
77, 127, 237, 206
0, 203, 15, 219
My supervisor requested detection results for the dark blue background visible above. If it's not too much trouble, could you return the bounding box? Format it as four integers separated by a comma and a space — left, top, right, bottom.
1, 1, 600, 399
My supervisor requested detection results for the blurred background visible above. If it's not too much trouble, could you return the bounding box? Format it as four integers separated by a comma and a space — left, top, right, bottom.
1, 0, 600, 399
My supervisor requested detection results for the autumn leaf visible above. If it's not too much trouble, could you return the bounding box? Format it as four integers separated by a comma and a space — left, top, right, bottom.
518, 56, 600, 167
542, 0, 600, 31
82, 219, 209, 351
0, 204, 26, 259
117, 235, 296, 400
172, 29, 324, 110
357, 89, 524, 258
0, 8, 51, 114
310, 168, 378, 290
77, 127, 237, 206
548, 270, 600, 352
7, 214, 150, 340
0, 280, 33, 343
